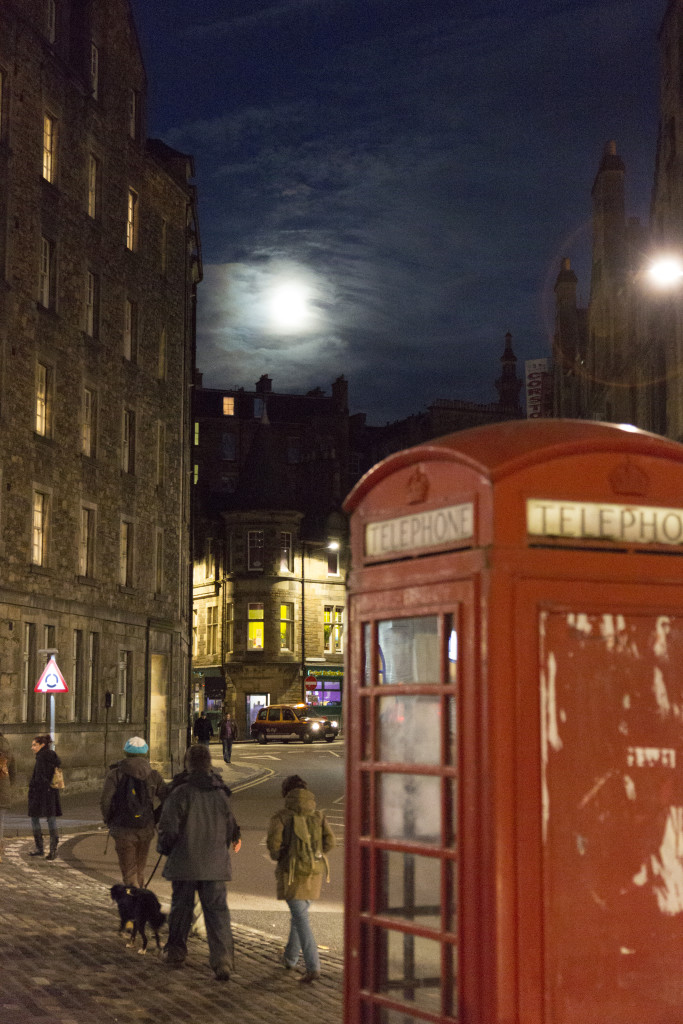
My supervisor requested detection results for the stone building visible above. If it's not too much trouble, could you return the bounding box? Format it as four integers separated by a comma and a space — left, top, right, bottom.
192, 376, 348, 735
0, 0, 200, 782
552, 1, 683, 441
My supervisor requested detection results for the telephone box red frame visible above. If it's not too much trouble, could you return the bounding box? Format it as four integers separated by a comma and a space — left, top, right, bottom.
342, 419, 683, 1024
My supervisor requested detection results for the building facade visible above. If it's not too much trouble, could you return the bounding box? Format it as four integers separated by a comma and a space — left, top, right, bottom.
0, 0, 200, 782
553, 2, 683, 441
192, 376, 348, 735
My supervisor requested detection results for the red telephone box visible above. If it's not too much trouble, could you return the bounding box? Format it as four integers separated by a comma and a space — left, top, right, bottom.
342, 419, 683, 1024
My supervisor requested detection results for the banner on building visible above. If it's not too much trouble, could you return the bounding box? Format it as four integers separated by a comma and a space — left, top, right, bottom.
525, 358, 553, 418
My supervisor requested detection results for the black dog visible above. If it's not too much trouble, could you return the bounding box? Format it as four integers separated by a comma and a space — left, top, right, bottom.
110, 884, 166, 954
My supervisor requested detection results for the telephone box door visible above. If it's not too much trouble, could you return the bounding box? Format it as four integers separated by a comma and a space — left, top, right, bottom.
346, 575, 481, 1024
514, 578, 683, 1024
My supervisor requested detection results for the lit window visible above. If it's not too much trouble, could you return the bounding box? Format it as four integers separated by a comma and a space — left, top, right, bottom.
193, 464, 198, 485
223, 396, 234, 416
156, 422, 165, 486
123, 299, 137, 360
85, 271, 98, 337
126, 188, 138, 250
158, 328, 167, 380
194, 421, 199, 446
154, 529, 164, 593
248, 603, 264, 650
279, 532, 293, 573
128, 89, 138, 139
87, 154, 99, 218
90, 43, 99, 99
207, 604, 218, 656
280, 603, 294, 651
39, 236, 54, 308
42, 114, 57, 182
32, 490, 48, 565
119, 520, 133, 586
121, 408, 135, 473
248, 530, 264, 570
79, 505, 95, 577
46, 0, 56, 43
324, 606, 344, 654
82, 387, 96, 457
35, 361, 53, 436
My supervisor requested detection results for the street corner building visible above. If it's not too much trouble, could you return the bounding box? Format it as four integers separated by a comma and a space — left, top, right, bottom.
0, 0, 201, 783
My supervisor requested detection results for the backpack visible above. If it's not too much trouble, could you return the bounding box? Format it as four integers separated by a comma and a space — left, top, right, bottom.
108, 770, 153, 829
284, 811, 329, 886
0, 753, 9, 780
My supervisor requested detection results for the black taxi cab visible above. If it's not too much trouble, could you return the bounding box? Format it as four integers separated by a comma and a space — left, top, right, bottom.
250, 703, 339, 744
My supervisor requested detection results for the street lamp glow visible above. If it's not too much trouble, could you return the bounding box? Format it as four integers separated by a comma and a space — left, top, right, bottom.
647, 255, 683, 288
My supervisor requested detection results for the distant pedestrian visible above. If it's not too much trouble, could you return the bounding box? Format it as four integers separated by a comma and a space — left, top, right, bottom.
0, 731, 17, 862
267, 774, 336, 983
192, 711, 214, 747
100, 736, 167, 888
28, 734, 62, 861
157, 744, 241, 980
219, 713, 238, 764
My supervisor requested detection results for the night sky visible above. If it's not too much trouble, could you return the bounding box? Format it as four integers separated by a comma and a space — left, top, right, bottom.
129, 0, 662, 425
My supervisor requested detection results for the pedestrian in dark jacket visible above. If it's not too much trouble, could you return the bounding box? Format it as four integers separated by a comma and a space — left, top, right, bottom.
0, 731, 17, 862
219, 713, 238, 764
192, 712, 214, 746
100, 736, 167, 887
267, 774, 336, 983
28, 734, 62, 860
157, 743, 241, 980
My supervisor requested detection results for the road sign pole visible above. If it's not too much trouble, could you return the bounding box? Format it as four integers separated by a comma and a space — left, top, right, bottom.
49, 694, 55, 745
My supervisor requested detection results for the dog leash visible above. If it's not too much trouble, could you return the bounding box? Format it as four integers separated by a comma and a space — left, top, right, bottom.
144, 853, 162, 889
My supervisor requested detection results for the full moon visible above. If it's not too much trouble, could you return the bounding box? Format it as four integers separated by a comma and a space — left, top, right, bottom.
268, 279, 316, 333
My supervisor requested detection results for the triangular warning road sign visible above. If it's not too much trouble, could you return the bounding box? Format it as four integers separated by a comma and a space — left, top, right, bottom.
35, 656, 69, 693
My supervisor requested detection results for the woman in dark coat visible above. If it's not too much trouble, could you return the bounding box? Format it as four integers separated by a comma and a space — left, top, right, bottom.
28, 734, 62, 860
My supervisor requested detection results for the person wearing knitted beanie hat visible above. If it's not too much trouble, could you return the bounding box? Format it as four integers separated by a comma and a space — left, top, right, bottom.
100, 736, 167, 887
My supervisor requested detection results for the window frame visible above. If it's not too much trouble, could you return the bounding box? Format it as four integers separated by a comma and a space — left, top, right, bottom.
207, 604, 218, 657
324, 605, 344, 654
248, 529, 264, 571
247, 602, 265, 650
119, 518, 133, 587
90, 42, 99, 100
35, 360, 53, 437
280, 602, 294, 652
82, 386, 96, 457
126, 187, 139, 251
279, 531, 293, 573
123, 298, 138, 361
121, 408, 135, 473
39, 236, 54, 309
32, 489, 49, 566
87, 153, 99, 218
79, 504, 96, 578
42, 113, 57, 183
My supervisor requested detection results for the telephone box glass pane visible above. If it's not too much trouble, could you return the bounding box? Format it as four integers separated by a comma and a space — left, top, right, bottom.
377, 617, 439, 684
378, 850, 442, 929
377, 929, 443, 1013
378, 773, 441, 843
378, 695, 441, 764
541, 609, 683, 1021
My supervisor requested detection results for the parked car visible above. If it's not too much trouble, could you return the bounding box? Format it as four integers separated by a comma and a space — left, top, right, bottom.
250, 703, 339, 744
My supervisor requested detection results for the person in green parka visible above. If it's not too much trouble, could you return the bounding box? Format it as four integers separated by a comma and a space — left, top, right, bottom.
266, 774, 335, 983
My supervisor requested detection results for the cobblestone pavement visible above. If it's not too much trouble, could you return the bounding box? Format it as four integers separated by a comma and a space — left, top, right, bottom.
0, 835, 343, 1024
0, 749, 343, 1024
